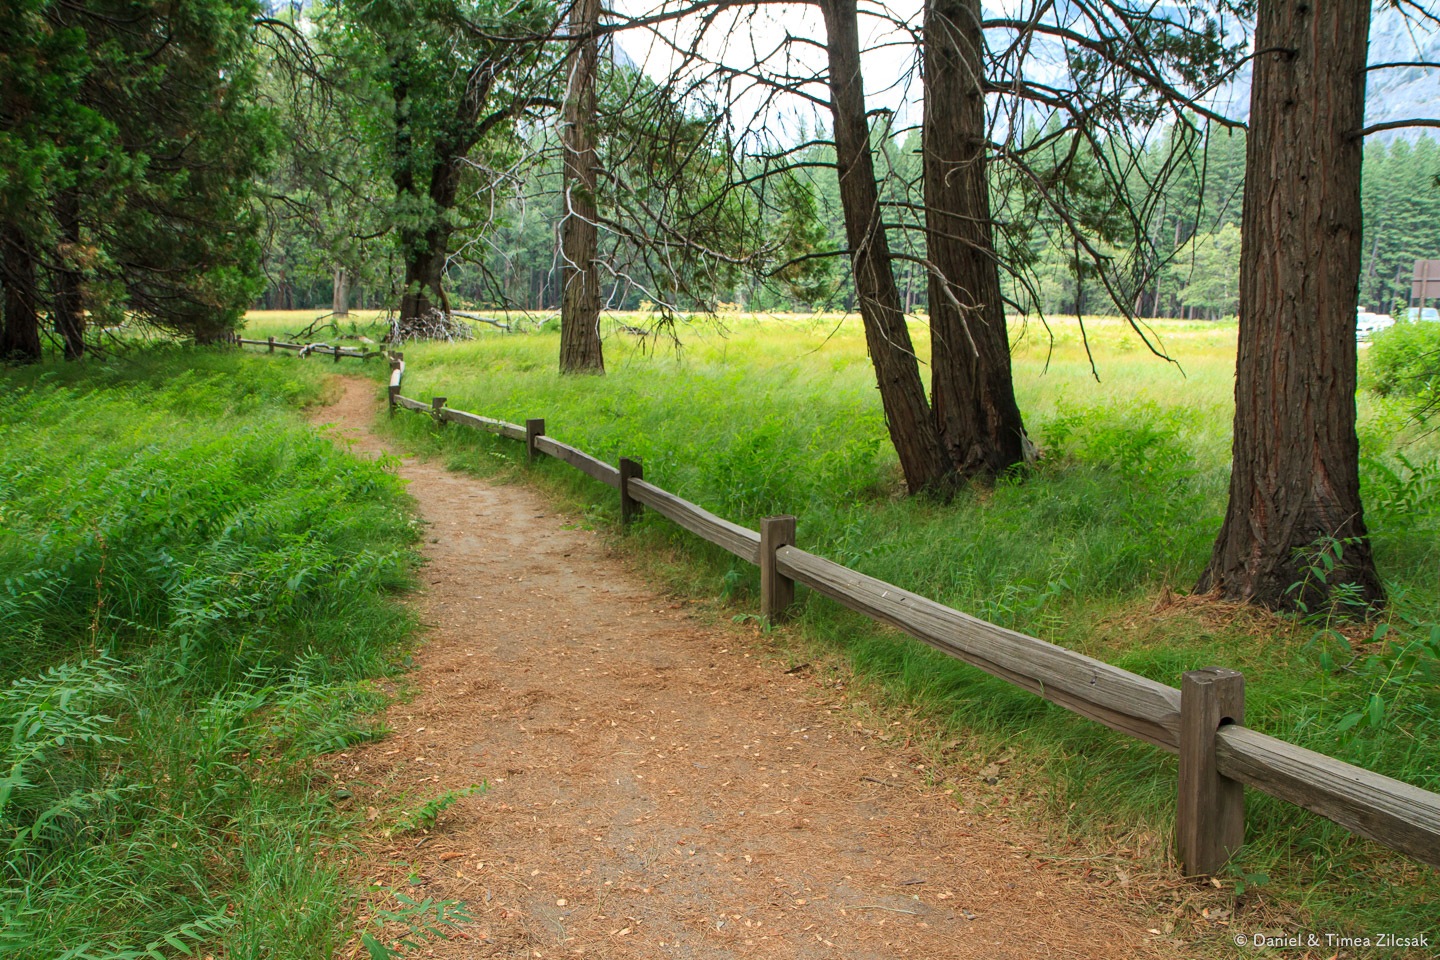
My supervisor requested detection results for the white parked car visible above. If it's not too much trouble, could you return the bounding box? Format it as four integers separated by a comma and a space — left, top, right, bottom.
1404, 307, 1440, 324
1356, 310, 1394, 340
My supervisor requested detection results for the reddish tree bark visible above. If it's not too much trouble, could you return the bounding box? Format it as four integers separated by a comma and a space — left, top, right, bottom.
923, 0, 1031, 477
1197, 0, 1384, 611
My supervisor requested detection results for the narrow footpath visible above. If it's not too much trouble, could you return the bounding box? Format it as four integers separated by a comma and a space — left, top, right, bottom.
314, 376, 1181, 960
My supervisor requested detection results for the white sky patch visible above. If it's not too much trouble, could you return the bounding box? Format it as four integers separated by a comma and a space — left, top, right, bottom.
608, 0, 934, 146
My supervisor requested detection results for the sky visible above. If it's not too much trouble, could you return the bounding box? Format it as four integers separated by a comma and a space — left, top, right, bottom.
608, 0, 1440, 149
612, 0, 933, 144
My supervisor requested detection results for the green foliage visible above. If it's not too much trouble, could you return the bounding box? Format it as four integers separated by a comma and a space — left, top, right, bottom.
317, 0, 554, 311
1285, 535, 1376, 621
360, 890, 472, 959
1311, 621, 1440, 740
0, 348, 418, 957
0, 657, 130, 863
1360, 134, 1440, 312
389, 784, 486, 836
1363, 452, 1440, 526
766, 174, 840, 306
1363, 317, 1440, 415
1169, 222, 1241, 317
55, 913, 237, 960
1038, 399, 1210, 580
0, 0, 273, 347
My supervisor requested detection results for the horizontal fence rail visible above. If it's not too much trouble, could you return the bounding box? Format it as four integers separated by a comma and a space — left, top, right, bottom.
439, 407, 526, 441
1214, 725, 1440, 868
773, 545, 1183, 752
534, 435, 620, 488
628, 479, 762, 565
306, 351, 1440, 875
393, 394, 431, 414
234, 335, 384, 361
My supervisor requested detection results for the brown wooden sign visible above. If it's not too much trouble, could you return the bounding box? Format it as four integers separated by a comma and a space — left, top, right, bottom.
1412, 259, 1440, 300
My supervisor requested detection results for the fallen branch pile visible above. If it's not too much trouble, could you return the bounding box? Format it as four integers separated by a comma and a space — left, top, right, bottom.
387, 309, 475, 344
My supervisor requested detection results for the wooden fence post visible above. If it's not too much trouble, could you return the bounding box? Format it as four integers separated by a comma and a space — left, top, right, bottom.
619, 458, 643, 527
1178, 666, 1245, 876
760, 515, 797, 624
525, 418, 545, 464
431, 396, 447, 425
333, 344, 341, 363
268, 336, 275, 353
388, 355, 402, 414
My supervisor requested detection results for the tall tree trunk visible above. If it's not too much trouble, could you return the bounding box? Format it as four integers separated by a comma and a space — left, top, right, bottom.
333, 267, 351, 317
1169, 218, 1183, 317
820, 0, 952, 493
922, 0, 1031, 477
399, 226, 450, 320
1197, 0, 1383, 612
400, 162, 460, 321
1, 224, 41, 363
53, 189, 85, 360
389, 50, 442, 324
559, 0, 604, 374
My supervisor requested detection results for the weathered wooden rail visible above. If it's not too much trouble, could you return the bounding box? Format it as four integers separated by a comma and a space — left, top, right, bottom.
367, 353, 1440, 875
234, 334, 385, 361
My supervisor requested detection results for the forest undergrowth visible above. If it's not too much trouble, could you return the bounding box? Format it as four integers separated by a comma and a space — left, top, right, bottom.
346, 311, 1440, 952
0, 349, 421, 958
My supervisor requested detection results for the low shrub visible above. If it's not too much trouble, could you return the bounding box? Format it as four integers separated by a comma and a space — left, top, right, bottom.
1365, 318, 1440, 416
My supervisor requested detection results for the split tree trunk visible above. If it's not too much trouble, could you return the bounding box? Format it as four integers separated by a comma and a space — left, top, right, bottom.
53, 190, 86, 361
1197, 0, 1384, 611
820, 0, 952, 494
922, 0, 1031, 477
558, 0, 604, 374
1, 224, 41, 363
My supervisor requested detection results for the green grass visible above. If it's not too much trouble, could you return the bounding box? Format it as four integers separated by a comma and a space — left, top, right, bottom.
0, 346, 420, 958
240, 310, 393, 344
347, 312, 1440, 953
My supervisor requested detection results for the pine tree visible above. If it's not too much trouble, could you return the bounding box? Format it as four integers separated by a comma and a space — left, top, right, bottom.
1, 0, 272, 359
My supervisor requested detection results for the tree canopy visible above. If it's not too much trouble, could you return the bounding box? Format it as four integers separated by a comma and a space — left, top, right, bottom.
1, 0, 274, 358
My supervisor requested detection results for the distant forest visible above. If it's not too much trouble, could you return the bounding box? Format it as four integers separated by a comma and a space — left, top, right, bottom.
259, 124, 1440, 321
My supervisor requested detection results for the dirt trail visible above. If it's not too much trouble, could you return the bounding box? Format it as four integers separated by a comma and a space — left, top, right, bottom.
314, 377, 1179, 959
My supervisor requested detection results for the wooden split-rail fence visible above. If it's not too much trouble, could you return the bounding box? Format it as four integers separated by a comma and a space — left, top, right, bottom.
233, 333, 387, 362
250, 339, 1440, 877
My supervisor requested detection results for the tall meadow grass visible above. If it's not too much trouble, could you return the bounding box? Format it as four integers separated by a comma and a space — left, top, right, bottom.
1, 348, 417, 958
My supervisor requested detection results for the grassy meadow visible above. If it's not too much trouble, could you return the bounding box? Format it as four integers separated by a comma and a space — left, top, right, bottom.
0, 348, 423, 958
246, 307, 1439, 950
